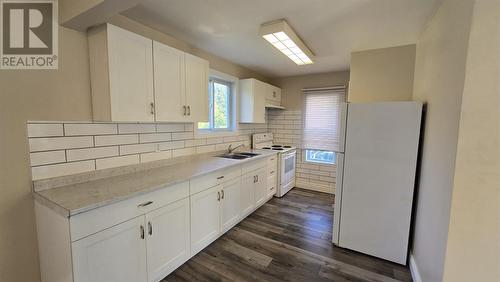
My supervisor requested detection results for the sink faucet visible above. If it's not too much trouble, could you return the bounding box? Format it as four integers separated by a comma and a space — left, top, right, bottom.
227, 143, 244, 154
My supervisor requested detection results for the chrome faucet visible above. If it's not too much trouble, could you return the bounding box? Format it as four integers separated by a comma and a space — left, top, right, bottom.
227, 143, 244, 154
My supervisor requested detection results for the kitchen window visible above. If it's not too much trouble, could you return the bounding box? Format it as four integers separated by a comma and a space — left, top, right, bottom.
302, 86, 346, 164
198, 77, 233, 131
305, 149, 336, 164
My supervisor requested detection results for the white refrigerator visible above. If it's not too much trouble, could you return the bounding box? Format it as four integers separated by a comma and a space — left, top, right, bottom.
332, 101, 422, 264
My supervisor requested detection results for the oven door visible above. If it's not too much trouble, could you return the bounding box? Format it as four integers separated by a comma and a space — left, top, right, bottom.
280, 150, 296, 185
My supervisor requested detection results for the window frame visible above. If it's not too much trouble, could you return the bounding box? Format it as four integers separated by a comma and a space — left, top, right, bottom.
304, 149, 336, 165
196, 69, 239, 137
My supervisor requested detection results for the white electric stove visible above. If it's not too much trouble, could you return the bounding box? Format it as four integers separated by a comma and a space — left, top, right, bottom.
252, 133, 296, 197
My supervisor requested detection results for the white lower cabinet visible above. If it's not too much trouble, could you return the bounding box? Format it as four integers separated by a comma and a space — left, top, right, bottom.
240, 173, 256, 217
72, 216, 148, 282
190, 185, 222, 255
221, 177, 242, 233
145, 198, 190, 282
254, 168, 268, 207
36, 157, 277, 282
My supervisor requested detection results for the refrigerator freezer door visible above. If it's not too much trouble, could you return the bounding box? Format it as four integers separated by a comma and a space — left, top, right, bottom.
332, 152, 345, 245
338, 102, 422, 264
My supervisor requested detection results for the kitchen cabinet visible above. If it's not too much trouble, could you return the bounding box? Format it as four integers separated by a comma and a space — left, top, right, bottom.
190, 177, 242, 255
240, 78, 282, 123
221, 177, 242, 233
145, 198, 190, 282
89, 23, 209, 123
185, 53, 209, 122
72, 216, 148, 282
153, 42, 209, 122
254, 168, 268, 207
88, 24, 154, 122
35, 155, 276, 282
267, 155, 278, 197
190, 185, 222, 255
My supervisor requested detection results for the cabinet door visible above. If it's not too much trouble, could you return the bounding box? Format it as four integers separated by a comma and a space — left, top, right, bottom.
254, 168, 268, 207
145, 198, 190, 282
72, 216, 147, 282
185, 53, 209, 122
253, 80, 267, 123
240, 173, 256, 217
266, 85, 281, 102
107, 25, 154, 122
153, 41, 186, 122
190, 185, 221, 255
221, 178, 241, 233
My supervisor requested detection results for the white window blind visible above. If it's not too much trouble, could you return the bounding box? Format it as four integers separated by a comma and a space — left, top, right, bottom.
302, 87, 346, 152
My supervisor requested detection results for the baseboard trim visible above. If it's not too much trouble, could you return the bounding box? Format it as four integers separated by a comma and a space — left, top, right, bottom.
295, 181, 335, 194
409, 253, 422, 282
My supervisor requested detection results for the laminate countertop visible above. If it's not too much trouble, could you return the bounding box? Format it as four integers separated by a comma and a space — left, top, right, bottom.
34, 150, 278, 217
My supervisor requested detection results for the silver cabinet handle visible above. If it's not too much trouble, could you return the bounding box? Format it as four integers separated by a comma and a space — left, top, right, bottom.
140, 225, 145, 239
148, 221, 152, 236
183, 105, 187, 116
187, 106, 191, 116
221, 190, 224, 200
217, 176, 224, 180
138, 201, 153, 208
150, 102, 155, 115
217, 191, 221, 201
273, 91, 276, 98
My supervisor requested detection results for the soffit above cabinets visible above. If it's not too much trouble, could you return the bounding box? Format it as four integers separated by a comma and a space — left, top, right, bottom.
122, 0, 441, 77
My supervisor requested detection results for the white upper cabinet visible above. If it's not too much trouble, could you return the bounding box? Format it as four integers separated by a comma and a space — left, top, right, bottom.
239, 78, 282, 123
89, 24, 154, 122
89, 23, 209, 123
185, 53, 209, 122
153, 41, 185, 122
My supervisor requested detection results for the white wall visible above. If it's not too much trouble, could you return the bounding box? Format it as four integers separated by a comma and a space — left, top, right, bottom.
443, 1, 500, 281
410, 0, 475, 281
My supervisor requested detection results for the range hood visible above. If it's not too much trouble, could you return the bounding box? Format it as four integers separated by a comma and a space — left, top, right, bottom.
265, 104, 286, 110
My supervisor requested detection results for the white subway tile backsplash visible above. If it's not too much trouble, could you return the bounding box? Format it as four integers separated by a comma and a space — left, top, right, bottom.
156, 123, 185, 132
29, 136, 94, 152
140, 151, 172, 163
67, 146, 118, 162
172, 132, 194, 141
27, 123, 63, 137
120, 143, 156, 155
172, 147, 195, 158
64, 123, 117, 136
30, 150, 66, 166
27, 120, 265, 180
31, 160, 95, 180
118, 123, 156, 134
159, 141, 185, 151
95, 134, 139, 146
196, 145, 216, 154
96, 155, 139, 170
139, 133, 172, 143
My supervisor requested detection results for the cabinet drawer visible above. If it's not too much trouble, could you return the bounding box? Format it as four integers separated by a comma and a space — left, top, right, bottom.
268, 175, 277, 196
267, 156, 278, 177
242, 159, 267, 175
190, 165, 241, 195
70, 181, 189, 241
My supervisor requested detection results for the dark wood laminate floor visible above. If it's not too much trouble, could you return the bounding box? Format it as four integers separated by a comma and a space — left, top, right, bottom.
163, 188, 412, 282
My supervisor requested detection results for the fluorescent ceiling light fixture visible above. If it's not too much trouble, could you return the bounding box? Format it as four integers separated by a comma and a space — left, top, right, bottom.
260, 20, 314, 65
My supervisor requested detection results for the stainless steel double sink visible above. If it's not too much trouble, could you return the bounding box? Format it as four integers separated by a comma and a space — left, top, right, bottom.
217, 152, 261, 160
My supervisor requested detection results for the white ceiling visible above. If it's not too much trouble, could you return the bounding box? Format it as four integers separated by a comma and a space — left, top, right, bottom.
123, 0, 441, 78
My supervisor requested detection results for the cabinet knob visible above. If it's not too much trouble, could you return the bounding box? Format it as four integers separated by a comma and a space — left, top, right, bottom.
187, 106, 191, 116
150, 102, 155, 115
221, 190, 225, 200
183, 106, 187, 116
217, 191, 221, 201
273, 91, 276, 97
140, 225, 145, 239
148, 221, 153, 236
137, 201, 153, 208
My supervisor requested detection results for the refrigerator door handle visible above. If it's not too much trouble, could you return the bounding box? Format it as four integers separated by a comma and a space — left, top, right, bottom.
332, 152, 345, 245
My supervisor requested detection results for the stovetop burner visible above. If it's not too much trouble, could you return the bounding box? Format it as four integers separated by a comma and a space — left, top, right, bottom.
262, 147, 271, 149
283, 145, 291, 148
272, 148, 284, 151
271, 145, 282, 148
